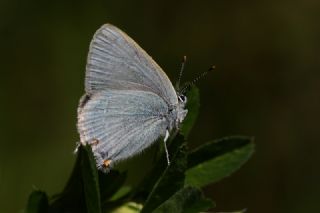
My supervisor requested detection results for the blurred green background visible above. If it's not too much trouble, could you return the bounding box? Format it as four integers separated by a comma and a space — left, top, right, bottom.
1, 0, 320, 212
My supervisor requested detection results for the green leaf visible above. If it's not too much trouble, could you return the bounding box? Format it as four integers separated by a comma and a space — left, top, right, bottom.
180, 86, 200, 138
110, 186, 132, 201
132, 134, 185, 202
100, 170, 128, 212
152, 186, 214, 213
26, 190, 48, 213
80, 144, 102, 213
186, 136, 254, 187
49, 146, 86, 213
49, 145, 102, 213
99, 170, 127, 202
141, 139, 187, 213
111, 202, 143, 213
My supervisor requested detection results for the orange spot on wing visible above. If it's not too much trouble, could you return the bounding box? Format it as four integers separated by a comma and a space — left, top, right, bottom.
103, 159, 112, 168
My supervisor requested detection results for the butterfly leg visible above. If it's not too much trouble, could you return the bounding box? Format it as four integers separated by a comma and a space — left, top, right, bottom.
163, 129, 170, 166
73, 142, 81, 154
164, 129, 170, 142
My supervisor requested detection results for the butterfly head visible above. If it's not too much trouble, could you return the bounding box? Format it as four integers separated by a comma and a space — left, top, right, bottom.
178, 94, 187, 104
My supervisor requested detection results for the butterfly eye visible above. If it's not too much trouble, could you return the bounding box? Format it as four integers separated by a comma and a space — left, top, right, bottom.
178, 95, 187, 103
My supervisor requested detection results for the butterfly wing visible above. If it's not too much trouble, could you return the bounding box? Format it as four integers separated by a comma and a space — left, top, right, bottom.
85, 24, 178, 105
77, 89, 169, 170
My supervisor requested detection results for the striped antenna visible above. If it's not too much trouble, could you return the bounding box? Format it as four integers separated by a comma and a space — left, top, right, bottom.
175, 55, 187, 90
180, 65, 215, 94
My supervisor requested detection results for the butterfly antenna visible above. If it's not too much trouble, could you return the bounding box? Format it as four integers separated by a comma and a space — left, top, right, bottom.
175, 55, 187, 90
180, 65, 215, 94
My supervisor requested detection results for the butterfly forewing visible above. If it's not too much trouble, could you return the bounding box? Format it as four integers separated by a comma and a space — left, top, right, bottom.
85, 24, 178, 105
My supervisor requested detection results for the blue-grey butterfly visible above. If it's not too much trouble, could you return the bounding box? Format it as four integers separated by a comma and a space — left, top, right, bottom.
77, 24, 188, 172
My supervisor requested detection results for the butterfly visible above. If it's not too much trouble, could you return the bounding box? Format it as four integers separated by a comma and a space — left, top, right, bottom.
77, 24, 188, 172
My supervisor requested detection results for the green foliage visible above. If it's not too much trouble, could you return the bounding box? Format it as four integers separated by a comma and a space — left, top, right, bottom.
180, 86, 200, 138
152, 186, 214, 213
26, 190, 48, 213
81, 145, 102, 213
142, 143, 187, 213
25, 86, 255, 212
186, 136, 254, 187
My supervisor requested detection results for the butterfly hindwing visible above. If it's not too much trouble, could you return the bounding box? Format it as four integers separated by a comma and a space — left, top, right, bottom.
77, 89, 169, 169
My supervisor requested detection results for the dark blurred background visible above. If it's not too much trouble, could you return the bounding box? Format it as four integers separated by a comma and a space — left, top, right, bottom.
1, 0, 320, 212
